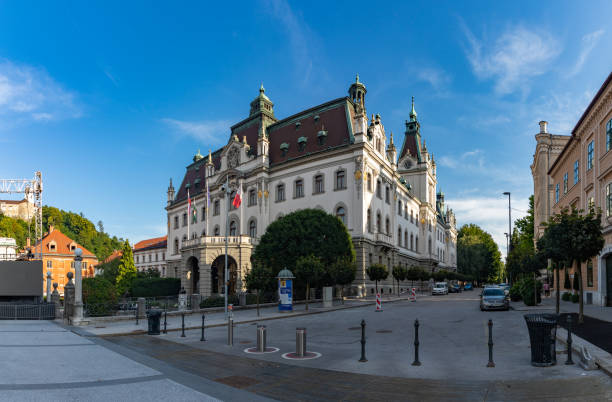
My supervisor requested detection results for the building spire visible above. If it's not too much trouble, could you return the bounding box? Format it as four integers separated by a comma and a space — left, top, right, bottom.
409, 96, 417, 122
207, 149, 212, 164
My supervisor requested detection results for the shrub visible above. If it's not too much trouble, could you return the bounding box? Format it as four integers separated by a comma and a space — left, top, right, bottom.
200, 295, 239, 308
83, 277, 117, 316
571, 293, 579, 303
130, 277, 180, 297
509, 283, 522, 301
519, 277, 542, 306
562, 292, 571, 301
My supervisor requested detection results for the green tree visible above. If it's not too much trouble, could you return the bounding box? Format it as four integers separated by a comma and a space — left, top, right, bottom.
245, 263, 275, 316
457, 224, 502, 285
572, 272, 580, 293
564, 269, 571, 290
392, 265, 407, 295
329, 256, 357, 304
294, 254, 324, 311
0, 213, 30, 249
116, 240, 137, 297
98, 256, 121, 284
366, 264, 388, 294
252, 209, 355, 278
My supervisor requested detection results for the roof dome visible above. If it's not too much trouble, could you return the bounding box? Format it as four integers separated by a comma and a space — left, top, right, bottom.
193, 149, 204, 162
277, 268, 295, 279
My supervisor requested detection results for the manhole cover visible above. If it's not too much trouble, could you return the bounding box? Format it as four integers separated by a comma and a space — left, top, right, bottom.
239, 340, 252, 344
214, 375, 261, 389
348, 327, 361, 330
376, 330, 392, 333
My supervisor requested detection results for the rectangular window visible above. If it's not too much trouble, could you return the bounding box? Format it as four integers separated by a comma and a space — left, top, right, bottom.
182, 213, 187, 227
367, 173, 372, 192
248, 189, 256, 206
295, 180, 304, 198
587, 261, 593, 287
335, 171, 346, 190
314, 175, 324, 194
607, 184, 612, 217
174, 216, 179, 229
276, 184, 285, 202
213, 200, 220, 216
46, 260, 52, 268
607, 119, 612, 152
201, 207, 206, 219
574, 160, 579, 185
376, 180, 381, 198
385, 186, 390, 204
587, 141, 594, 170
555, 183, 559, 203
563, 173, 568, 194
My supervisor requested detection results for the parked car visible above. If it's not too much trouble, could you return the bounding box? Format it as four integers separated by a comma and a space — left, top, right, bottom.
449, 284, 461, 293
480, 287, 509, 311
464, 283, 473, 291
432, 282, 448, 295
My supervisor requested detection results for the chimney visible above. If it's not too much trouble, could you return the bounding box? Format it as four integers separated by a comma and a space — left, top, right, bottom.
539, 121, 548, 134
49, 225, 54, 233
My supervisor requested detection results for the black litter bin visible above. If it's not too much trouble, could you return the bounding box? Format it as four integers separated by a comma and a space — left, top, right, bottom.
147, 309, 162, 335
524, 313, 559, 367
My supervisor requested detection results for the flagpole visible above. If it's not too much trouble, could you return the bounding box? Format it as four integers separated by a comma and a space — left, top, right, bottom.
224, 174, 229, 316
187, 189, 190, 240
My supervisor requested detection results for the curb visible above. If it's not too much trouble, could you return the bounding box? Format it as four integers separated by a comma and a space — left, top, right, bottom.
556, 327, 612, 378
95, 297, 412, 338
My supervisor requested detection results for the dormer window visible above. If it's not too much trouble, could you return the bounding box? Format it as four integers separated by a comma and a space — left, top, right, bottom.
298, 137, 307, 152
194, 178, 201, 188
314, 115, 320, 122
317, 126, 328, 146
295, 122, 301, 129
280, 143, 289, 157
185, 182, 191, 189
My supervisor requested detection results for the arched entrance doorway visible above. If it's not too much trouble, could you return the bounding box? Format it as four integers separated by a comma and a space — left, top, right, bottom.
210, 255, 238, 295
187, 257, 200, 294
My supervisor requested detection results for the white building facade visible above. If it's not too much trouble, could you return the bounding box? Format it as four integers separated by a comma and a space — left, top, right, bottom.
133, 236, 168, 277
165, 77, 457, 297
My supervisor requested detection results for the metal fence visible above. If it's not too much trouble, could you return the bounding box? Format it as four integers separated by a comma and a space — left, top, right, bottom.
83, 301, 137, 318
0, 303, 56, 320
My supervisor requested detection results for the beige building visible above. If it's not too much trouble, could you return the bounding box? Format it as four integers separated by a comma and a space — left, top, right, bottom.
0, 198, 34, 221
546, 71, 612, 307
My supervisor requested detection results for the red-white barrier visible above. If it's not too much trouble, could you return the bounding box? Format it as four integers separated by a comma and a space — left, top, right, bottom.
375, 293, 383, 311
410, 288, 417, 302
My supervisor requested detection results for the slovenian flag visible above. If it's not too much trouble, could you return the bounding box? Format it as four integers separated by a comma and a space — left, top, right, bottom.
232, 185, 242, 208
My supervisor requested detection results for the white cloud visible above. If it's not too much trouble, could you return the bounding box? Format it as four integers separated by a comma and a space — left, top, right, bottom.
569, 29, 605, 77
417, 67, 451, 91
0, 58, 81, 123
460, 22, 561, 95
448, 195, 529, 260
438, 149, 484, 170
161, 118, 231, 145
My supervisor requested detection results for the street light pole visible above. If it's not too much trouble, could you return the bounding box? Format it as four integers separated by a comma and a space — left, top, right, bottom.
503, 192, 511, 283
224, 174, 230, 317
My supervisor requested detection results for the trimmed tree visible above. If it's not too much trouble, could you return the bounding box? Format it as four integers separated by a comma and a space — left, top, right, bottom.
294, 254, 324, 311
116, 240, 137, 297
329, 256, 357, 304
392, 265, 407, 295
366, 264, 388, 295
245, 263, 275, 317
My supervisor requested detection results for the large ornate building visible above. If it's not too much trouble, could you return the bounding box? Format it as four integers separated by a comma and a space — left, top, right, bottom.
165, 77, 457, 297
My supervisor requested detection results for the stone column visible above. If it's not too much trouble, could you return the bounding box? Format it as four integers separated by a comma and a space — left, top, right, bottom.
46, 271, 52, 302
137, 297, 146, 319
51, 283, 60, 307
64, 272, 75, 322
72, 248, 84, 324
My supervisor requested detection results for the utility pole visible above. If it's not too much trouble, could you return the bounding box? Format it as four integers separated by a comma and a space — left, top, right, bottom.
503, 192, 511, 283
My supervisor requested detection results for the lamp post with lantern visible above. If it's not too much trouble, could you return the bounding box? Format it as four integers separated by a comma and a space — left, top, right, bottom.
73, 248, 84, 324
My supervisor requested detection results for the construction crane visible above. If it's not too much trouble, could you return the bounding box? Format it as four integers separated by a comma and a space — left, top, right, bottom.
0, 172, 43, 259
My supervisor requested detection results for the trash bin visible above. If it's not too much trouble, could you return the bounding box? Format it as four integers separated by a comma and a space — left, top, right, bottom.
147, 309, 162, 335
524, 313, 559, 367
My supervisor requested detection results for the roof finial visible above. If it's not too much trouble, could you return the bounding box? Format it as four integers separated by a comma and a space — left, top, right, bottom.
389, 131, 394, 145
356, 73, 360, 83
260, 83, 265, 93
207, 149, 212, 163
409, 96, 417, 122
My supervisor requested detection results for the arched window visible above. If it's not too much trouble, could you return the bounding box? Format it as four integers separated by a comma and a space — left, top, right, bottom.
201, 230, 206, 237
367, 173, 372, 192
410, 233, 414, 250
415, 236, 419, 252
397, 226, 402, 246
376, 212, 381, 233
404, 230, 408, 248
336, 206, 346, 225
314, 174, 324, 194
182, 235, 187, 245
182, 213, 187, 227
367, 209, 372, 232
385, 217, 390, 235
335, 170, 346, 190
174, 238, 179, 254
398, 200, 402, 214
230, 221, 237, 236
428, 237, 432, 254
249, 219, 257, 237
214, 225, 220, 236
376, 180, 382, 198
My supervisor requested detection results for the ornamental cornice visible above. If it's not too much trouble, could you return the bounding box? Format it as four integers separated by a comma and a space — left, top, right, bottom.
576, 87, 612, 138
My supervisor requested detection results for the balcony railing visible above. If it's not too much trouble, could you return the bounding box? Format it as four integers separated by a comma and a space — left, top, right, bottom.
375, 233, 393, 244
183, 235, 258, 248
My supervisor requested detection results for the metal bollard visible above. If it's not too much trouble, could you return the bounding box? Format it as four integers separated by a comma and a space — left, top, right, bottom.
200, 314, 206, 342
136, 307, 139, 325
163, 310, 167, 334
257, 325, 267, 352
487, 319, 495, 367
296, 327, 306, 357
565, 315, 574, 365
180, 313, 186, 337
359, 319, 367, 362
412, 319, 421, 366
227, 317, 234, 346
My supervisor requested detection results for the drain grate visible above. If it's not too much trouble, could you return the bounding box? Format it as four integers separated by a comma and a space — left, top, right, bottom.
376, 329, 392, 333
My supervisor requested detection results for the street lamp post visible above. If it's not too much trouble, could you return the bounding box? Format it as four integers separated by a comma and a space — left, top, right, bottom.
503, 192, 511, 283
222, 175, 231, 317
73, 248, 84, 324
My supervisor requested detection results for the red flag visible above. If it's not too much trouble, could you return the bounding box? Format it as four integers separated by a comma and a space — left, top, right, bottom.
232, 187, 242, 208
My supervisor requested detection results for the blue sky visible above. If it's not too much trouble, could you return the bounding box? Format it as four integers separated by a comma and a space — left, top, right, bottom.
1, 1, 611, 258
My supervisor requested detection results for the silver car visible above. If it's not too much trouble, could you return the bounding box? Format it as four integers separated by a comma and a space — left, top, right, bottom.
480, 287, 509, 311
432, 282, 448, 295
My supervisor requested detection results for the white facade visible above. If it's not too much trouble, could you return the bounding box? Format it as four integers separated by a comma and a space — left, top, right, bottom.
165, 77, 457, 297
0, 237, 17, 261
134, 241, 167, 277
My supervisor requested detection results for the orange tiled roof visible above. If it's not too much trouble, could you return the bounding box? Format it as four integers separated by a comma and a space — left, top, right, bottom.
103, 249, 122, 263
36, 226, 97, 258
134, 235, 167, 251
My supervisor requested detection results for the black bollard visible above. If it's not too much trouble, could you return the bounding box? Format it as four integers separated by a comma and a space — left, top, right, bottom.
565, 314, 574, 365
163, 310, 167, 334
180, 312, 186, 337
487, 319, 495, 368
359, 319, 367, 362
412, 319, 421, 366
200, 314, 206, 342
136, 307, 139, 325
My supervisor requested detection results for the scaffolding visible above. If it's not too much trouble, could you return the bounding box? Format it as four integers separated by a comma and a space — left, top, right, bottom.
0, 172, 43, 259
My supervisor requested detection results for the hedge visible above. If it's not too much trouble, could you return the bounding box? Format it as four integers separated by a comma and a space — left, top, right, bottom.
200, 295, 238, 308
130, 277, 181, 297
562, 292, 571, 301
83, 277, 117, 305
